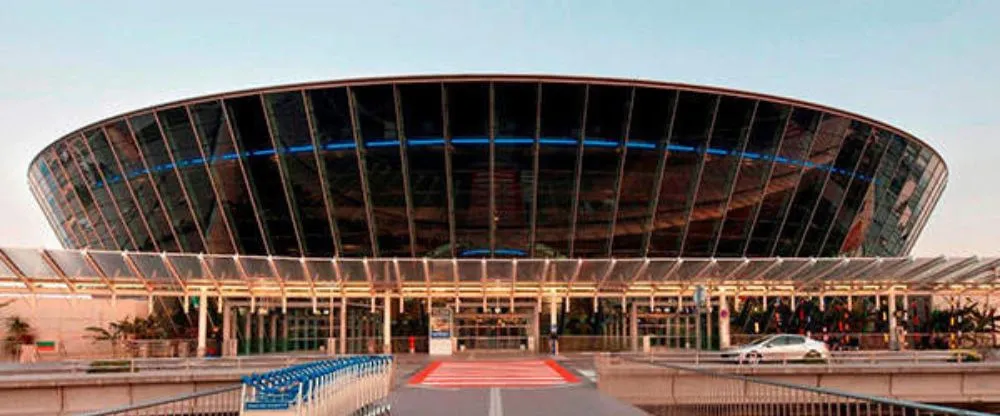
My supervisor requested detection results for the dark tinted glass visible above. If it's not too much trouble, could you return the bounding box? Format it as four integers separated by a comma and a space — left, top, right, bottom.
157, 106, 237, 254
821, 129, 890, 256
399, 83, 450, 255
574, 85, 630, 257
446, 83, 491, 254
85, 128, 153, 250
306, 87, 372, 256
682, 96, 756, 256
264, 91, 337, 257
352, 85, 411, 256
190, 101, 267, 254
63, 139, 131, 249
535, 83, 586, 256
493, 82, 538, 254
226, 95, 302, 256
129, 114, 201, 252
648, 92, 717, 257
48, 147, 105, 247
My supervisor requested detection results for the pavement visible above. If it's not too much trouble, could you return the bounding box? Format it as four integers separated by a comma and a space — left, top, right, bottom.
385, 354, 649, 416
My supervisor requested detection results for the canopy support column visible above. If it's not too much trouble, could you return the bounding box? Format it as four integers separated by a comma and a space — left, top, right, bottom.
196, 288, 208, 358
630, 300, 638, 352
383, 293, 392, 353
340, 297, 348, 354
889, 289, 899, 350
718, 293, 731, 349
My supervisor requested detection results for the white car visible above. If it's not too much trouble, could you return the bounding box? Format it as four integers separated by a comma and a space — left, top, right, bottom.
724, 334, 830, 364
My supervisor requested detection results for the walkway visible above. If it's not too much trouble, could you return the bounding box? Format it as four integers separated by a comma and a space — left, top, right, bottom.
389, 356, 648, 415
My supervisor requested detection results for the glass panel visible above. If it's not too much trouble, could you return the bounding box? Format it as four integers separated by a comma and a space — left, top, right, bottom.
861, 133, 907, 256
493, 82, 538, 254
550, 260, 579, 282
3, 248, 57, 278
605, 260, 643, 284
190, 101, 267, 254
648, 92, 718, 256
822, 130, 891, 256
305, 87, 372, 256
102, 120, 177, 251
36, 154, 86, 247
0, 258, 13, 277
515, 260, 544, 282
396, 259, 424, 282
273, 259, 306, 281
338, 260, 366, 282
682, 96, 756, 256
129, 114, 202, 252
240, 256, 274, 278
772, 114, 850, 256
637, 261, 677, 282
353, 85, 410, 257
205, 256, 241, 281
485, 260, 513, 282
129, 253, 173, 282
305, 260, 336, 282
157, 106, 236, 254
574, 85, 630, 257
798, 121, 873, 256
535, 83, 586, 257
368, 260, 394, 284
46, 249, 98, 277
426, 260, 454, 282
613, 88, 675, 256
399, 83, 450, 256
81, 130, 147, 250
715, 103, 791, 256
166, 254, 207, 281
447, 83, 492, 254
457, 260, 482, 282
264, 91, 336, 257
225, 95, 297, 255
575, 260, 611, 282
54, 141, 118, 248
89, 252, 135, 279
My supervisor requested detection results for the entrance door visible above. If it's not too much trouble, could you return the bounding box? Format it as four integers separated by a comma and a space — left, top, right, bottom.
454, 312, 531, 351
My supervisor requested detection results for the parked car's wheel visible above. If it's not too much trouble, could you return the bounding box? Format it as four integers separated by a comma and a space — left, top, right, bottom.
804, 350, 824, 362
745, 351, 762, 365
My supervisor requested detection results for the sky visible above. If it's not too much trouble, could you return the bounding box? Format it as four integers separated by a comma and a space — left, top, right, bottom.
0, 1, 997, 256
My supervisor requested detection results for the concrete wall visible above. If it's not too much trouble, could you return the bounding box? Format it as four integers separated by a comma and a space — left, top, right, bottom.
596, 356, 1000, 406
0, 296, 149, 359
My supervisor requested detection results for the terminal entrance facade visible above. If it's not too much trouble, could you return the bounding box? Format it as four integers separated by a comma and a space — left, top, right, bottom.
0, 247, 997, 357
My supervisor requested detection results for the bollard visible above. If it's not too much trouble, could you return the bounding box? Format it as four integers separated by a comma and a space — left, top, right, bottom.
408, 336, 415, 354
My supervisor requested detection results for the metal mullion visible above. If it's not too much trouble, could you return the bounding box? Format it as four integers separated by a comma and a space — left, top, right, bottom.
152, 111, 211, 252
115, 123, 177, 252
121, 252, 155, 298
265, 257, 292, 310
259, 94, 308, 258
605, 87, 636, 256
50, 148, 106, 248
77, 133, 140, 250
346, 86, 381, 257
640, 91, 680, 256
708, 101, 761, 256
182, 105, 241, 254
901, 169, 947, 254
488, 82, 497, 256
219, 99, 274, 255
301, 90, 343, 256
677, 95, 722, 255
765, 113, 828, 257
392, 84, 418, 257
35, 155, 86, 248
441, 83, 458, 257
567, 85, 590, 257
232, 254, 258, 299
64, 140, 124, 249
29, 182, 77, 248
528, 83, 542, 257
861, 138, 909, 256
817, 130, 890, 255
793, 124, 862, 256
161, 254, 197, 303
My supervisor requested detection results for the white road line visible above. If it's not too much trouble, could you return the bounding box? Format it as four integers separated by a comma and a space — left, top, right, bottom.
488, 387, 503, 416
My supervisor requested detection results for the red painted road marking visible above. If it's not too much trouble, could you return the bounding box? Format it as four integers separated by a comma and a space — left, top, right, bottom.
408, 360, 579, 388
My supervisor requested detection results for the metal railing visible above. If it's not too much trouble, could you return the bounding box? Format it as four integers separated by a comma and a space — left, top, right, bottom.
455, 336, 530, 351
78, 385, 241, 416
621, 356, 995, 416
637, 348, 994, 366
730, 332, 1000, 351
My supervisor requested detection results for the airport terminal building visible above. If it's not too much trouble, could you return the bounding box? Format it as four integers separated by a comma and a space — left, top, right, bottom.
20, 75, 956, 356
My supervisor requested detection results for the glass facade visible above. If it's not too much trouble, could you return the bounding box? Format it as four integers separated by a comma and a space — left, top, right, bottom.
28, 77, 946, 258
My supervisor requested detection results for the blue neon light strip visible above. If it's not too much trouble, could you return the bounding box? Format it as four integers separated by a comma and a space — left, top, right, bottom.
92, 136, 873, 188
460, 248, 527, 257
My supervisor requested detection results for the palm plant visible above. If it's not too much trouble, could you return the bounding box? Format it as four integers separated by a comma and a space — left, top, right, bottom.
3, 316, 35, 358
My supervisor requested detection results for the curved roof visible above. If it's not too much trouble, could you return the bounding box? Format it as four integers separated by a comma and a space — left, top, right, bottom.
30, 74, 945, 173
